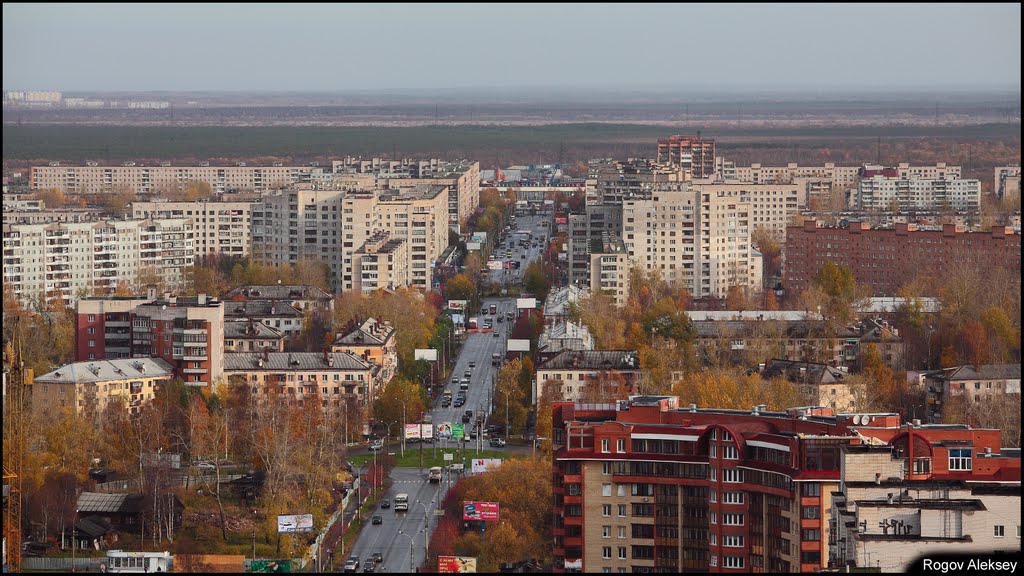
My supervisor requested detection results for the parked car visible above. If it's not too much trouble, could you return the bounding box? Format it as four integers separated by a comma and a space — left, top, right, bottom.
468, 361, 476, 368
194, 460, 216, 471
489, 437, 506, 448
380, 498, 390, 509
371, 515, 382, 525
369, 439, 383, 451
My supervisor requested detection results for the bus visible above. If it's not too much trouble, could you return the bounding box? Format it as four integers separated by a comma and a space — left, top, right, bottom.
394, 493, 409, 511
105, 550, 172, 573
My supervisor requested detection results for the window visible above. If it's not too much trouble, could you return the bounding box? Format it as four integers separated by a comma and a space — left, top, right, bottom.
801, 507, 820, 519
87, 327, 95, 335
617, 485, 627, 497
710, 532, 717, 545
802, 529, 821, 541
994, 525, 1004, 538
723, 556, 744, 569
710, 555, 718, 567
949, 448, 972, 471
723, 535, 744, 548
603, 525, 611, 538
618, 504, 627, 517
603, 484, 612, 497
722, 513, 744, 526
723, 444, 738, 459
618, 526, 626, 538
710, 489, 717, 503
618, 546, 627, 560
602, 546, 612, 560
723, 468, 743, 483
723, 492, 744, 504
603, 461, 613, 475
617, 438, 626, 453
801, 551, 821, 564
602, 504, 612, 517
801, 483, 821, 497
88, 339, 95, 347
602, 438, 611, 453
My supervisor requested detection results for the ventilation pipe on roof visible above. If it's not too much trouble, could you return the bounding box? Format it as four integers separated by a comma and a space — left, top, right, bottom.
689, 404, 698, 413
912, 419, 921, 427
887, 493, 893, 505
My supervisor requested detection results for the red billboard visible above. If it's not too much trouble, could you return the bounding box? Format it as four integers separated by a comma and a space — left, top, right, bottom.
438, 556, 477, 573
462, 501, 499, 521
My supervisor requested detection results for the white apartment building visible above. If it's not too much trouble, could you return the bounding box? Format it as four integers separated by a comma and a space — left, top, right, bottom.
592, 159, 686, 205
690, 182, 804, 241
728, 162, 959, 187
132, 200, 254, 258
856, 177, 982, 212
2, 219, 195, 307
30, 163, 320, 196
252, 187, 347, 279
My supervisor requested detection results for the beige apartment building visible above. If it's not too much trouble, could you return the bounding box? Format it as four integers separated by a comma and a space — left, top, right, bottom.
132, 200, 254, 258
252, 187, 348, 283
29, 162, 318, 195
223, 351, 380, 409
855, 177, 982, 212
995, 165, 1021, 203
589, 242, 631, 306
351, 231, 410, 293
690, 182, 804, 241
2, 218, 195, 307
728, 162, 959, 187
33, 357, 176, 423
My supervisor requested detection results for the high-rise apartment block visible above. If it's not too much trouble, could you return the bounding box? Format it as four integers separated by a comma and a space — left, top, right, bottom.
855, 176, 982, 212
657, 135, 716, 179
132, 200, 254, 258
785, 221, 1022, 296
593, 159, 686, 205
551, 396, 1020, 574
3, 218, 195, 306
995, 165, 1021, 203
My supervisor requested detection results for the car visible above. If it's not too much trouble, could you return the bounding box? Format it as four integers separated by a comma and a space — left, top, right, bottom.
489, 438, 506, 448
380, 499, 390, 509
344, 560, 358, 573
469, 429, 478, 440
493, 331, 500, 338
441, 399, 451, 407
496, 316, 503, 323
371, 553, 383, 564
195, 461, 216, 471
363, 561, 376, 573
407, 437, 420, 444
468, 361, 476, 368
454, 399, 465, 407
461, 414, 471, 423
368, 439, 383, 451
371, 515, 382, 525
451, 378, 458, 386
465, 410, 473, 418
464, 370, 472, 378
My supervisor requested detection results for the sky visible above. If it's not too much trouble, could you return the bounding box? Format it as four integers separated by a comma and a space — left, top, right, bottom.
3, 3, 1020, 93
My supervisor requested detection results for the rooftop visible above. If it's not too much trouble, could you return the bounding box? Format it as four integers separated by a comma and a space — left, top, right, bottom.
224, 300, 303, 318
537, 349, 640, 371
759, 358, 848, 385
223, 285, 333, 302
223, 352, 374, 372
35, 357, 175, 384
224, 319, 285, 340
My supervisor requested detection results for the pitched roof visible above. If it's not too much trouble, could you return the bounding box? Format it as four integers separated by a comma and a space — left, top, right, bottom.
223, 352, 374, 372
692, 320, 857, 339
759, 359, 847, 385
537, 350, 640, 371
35, 357, 175, 385
224, 300, 303, 318
75, 516, 114, 538
222, 285, 333, 302
939, 364, 1021, 381
76, 492, 143, 514
224, 319, 285, 340
333, 318, 395, 346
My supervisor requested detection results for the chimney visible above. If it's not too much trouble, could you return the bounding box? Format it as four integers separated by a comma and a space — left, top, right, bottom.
875, 473, 881, 485
264, 348, 270, 362
147, 287, 157, 301
198, 293, 207, 305
912, 419, 921, 427
887, 493, 893, 505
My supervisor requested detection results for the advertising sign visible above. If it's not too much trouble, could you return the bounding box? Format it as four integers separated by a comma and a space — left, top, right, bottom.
515, 298, 537, 309
466, 241, 482, 251
251, 559, 292, 573
452, 423, 465, 439
447, 300, 467, 311
437, 556, 478, 573
507, 339, 530, 352
435, 422, 453, 439
276, 514, 313, 534
462, 501, 499, 521
421, 423, 434, 440
555, 216, 568, 225
487, 260, 503, 270
471, 458, 503, 474
404, 424, 422, 439
414, 348, 439, 362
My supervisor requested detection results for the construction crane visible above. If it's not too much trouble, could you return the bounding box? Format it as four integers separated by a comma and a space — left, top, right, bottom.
3, 330, 30, 573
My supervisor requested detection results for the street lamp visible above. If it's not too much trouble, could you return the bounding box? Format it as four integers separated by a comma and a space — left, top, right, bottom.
399, 400, 407, 458
251, 508, 258, 563
397, 530, 416, 573
414, 499, 435, 558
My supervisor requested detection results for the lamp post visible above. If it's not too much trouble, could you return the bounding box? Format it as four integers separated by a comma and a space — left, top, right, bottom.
397, 530, 415, 573
251, 508, 258, 564
926, 325, 935, 370
414, 499, 433, 559
504, 391, 510, 444
400, 400, 407, 458
71, 507, 78, 572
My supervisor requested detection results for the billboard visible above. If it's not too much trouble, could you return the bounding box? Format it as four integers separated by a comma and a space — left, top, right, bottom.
251, 559, 292, 573
466, 242, 482, 251
471, 232, 487, 243
462, 501, 499, 521
554, 216, 568, 225
435, 422, 453, 439
414, 348, 438, 362
438, 556, 477, 573
487, 260, 503, 270
471, 458, 503, 474
452, 423, 465, 439
515, 298, 537, 309
276, 514, 313, 533
507, 339, 530, 352
447, 300, 467, 311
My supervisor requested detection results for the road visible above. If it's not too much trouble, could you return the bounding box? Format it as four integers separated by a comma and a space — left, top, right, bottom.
487, 210, 553, 285
343, 208, 552, 573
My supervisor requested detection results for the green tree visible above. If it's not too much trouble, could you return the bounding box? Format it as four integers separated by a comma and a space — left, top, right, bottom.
374, 377, 426, 434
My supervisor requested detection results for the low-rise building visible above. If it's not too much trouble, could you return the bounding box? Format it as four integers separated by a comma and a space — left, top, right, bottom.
223, 299, 305, 337
534, 350, 641, 404
223, 320, 285, 353
223, 351, 380, 409
330, 317, 398, 386
33, 357, 175, 422
924, 364, 1022, 422
222, 284, 334, 313
758, 359, 857, 412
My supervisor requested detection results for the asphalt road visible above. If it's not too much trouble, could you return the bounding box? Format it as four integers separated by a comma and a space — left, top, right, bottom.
487, 211, 553, 285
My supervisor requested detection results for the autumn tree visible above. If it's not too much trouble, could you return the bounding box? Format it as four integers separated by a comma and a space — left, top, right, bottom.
812, 261, 868, 333
445, 273, 477, 302
36, 187, 66, 208
374, 377, 426, 436
103, 183, 138, 215
494, 359, 528, 435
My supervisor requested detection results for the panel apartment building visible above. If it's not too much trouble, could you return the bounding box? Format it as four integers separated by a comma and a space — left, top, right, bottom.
132, 200, 253, 258
855, 176, 982, 212
331, 157, 480, 232
551, 396, 1020, 574
2, 218, 195, 307
785, 220, 1022, 296
656, 134, 716, 179
30, 162, 322, 196
251, 185, 450, 292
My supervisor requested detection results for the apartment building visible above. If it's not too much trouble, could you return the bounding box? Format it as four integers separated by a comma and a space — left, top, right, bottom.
29, 162, 318, 195
3, 218, 195, 307
589, 238, 631, 306
593, 159, 686, 205
351, 231, 410, 293
331, 317, 398, 386
690, 182, 804, 241
995, 165, 1021, 203
759, 359, 858, 412
33, 357, 175, 423
332, 157, 480, 231
224, 320, 285, 353
785, 220, 1022, 296
222, 284, 334, 313
830, 445, 1020, 571
924, 364, 1021, 422
251, 187, 348, 277
132, 200, 253, 258
3, 208, 107, 225
855, 176, 982, 212
75, 295, 156, 361
130, 295, 225, 387
551, 396, 1019, 574
223, 350, 380, 410
223, 300, 305, 337
533, 350, 641, 404
566, 204, 624, 287
656, 134, 716, 179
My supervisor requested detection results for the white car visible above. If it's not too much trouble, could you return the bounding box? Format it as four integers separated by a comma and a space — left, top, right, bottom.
195, 461, 216, 471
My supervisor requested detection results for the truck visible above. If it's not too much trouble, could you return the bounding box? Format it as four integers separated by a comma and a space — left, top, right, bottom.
467, 317, 478, 329
492, 352, 502, 366
428, 466, 443, 483
394, 493, 409, 511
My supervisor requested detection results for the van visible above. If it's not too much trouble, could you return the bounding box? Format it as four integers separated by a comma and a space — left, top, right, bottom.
428, 467, 443, 483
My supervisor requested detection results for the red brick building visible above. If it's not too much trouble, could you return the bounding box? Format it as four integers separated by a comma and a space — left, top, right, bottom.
784, 220, 1021, 296
656, 134, 716, 179
551, 396, 1019, 573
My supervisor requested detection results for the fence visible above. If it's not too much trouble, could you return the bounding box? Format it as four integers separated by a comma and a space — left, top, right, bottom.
23, 557, 104, 571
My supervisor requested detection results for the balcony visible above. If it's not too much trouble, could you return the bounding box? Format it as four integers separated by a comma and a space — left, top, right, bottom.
183, 367, 207, 374
563, 515, 583, 527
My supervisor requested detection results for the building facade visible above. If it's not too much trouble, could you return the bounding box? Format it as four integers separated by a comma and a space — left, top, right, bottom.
924, 364, 1022, 422
534, 350, 641, 404
132, 200, 254, 258
30, 163, 319, 196
656, 135, 716, 179
223, 351, 379, 409
33, 357, 175, 423
784, 220, 1022, 296
331, 317, 398, 386
995, 165, 1021, 203
855, 177, 982, 212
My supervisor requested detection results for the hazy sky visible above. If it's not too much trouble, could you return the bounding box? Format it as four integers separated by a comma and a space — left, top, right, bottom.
3, 3, 1020, 92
